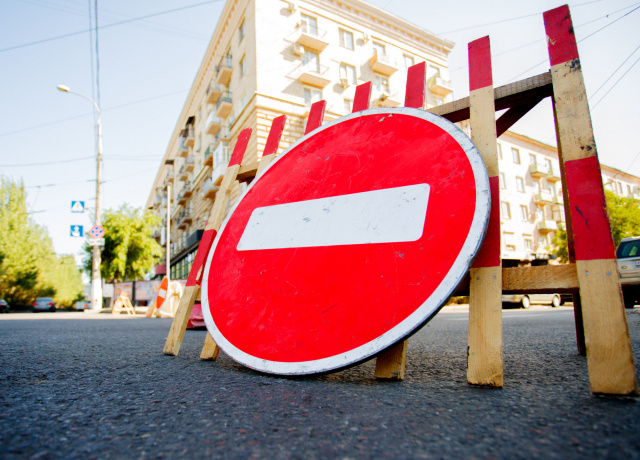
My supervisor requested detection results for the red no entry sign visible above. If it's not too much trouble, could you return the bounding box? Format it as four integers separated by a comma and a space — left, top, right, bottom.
202, 107, 490, 375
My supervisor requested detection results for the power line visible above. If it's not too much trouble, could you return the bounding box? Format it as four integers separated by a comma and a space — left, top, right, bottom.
589, 43, 640, 100
0, 0, 223, 54
1, 156, 95, 167
591, 54, 640, 109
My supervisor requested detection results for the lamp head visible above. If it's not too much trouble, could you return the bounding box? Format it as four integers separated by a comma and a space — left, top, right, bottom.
56, 85, 70, 92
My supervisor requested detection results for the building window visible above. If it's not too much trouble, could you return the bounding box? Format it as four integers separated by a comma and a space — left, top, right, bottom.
339, 28, 354, 50
373, 74, 389, 93
501, 201, 511, 219
373, 41, 386, 56
239, 55, 246, 76
524, 239, 533, 250
544, 158, 553, 174
516, 176, 525, 192
499, 172, 506, 189
529, 153, 536, 165
238, 20, 245, 42
302, 50, 320, 72
344, 98, 352, 114
497, 143, 502, 160
520, 205, 529, 221
339, 63, 356, 85
301, 13, 318, 35
512, 147, 521, 164
304, 87, 322, 106
428, 65, 441, 77
404, 54, 414, 69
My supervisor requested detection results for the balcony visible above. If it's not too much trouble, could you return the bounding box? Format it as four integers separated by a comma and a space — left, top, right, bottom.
177, 191, 187, 206
183, 125, 195, 148
427, 75, 452, 97
178, 137, 189, 157
370, 52, 398, 76
547, 171, 562, 182
206, 83, 222, 105
165, 171, 174, 184
206, 112, 222, 135
202, 177, 219, 199
215, 92, 233, 119
551, 195, 563, 205
534, 191, 554, 204
295, 22, 329, 52
374, 91, 402, 108
298, 61, 331, 88
183, 180, 193, 198
178, 157, 193, 181
537, 220, 558, 233
210, 141, 231, 183
177, 209, 192, 229
216, 56, 233, 86
529, 164, 547, 179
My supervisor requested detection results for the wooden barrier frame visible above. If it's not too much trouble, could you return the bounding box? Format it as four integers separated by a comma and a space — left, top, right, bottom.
163, 4, 636, 396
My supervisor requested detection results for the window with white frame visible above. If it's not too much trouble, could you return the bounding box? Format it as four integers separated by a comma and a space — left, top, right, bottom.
497, 143, 503, 159
373, 41, 386, 56
544, 158, 553, 174
501, 201, 511, 219
339, 63, 356, 85
512, 147, 521, 164
499, 172, 506, 189
373, 74, 389, 93
301, 13, 318, 35
238, 20, 245, 42
524, 238, 533, 250
404, 55, 414, 69
516, 176, 525, 192
302, 50, 320, 72
304, 87, 322, 107
239, 55, 246, 76
339, 29, 354, 50
344, 98, 352, 114
520, 204, 529, 221
529, 153, 536, 165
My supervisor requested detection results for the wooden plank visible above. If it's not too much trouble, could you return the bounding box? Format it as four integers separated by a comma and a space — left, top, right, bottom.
428, 71, 553, 124
162, 285, 200, 356
502, 264, 578, 292
375, 341, 407, 380
545, 4, 637, 396
404, 62, 426, 109
352, 82, 371, 112
467, 36, 503, 388
496, 99, 543, 137
200, 330, 220, 360
257, 115, 287, 175
305, 100, 326, 134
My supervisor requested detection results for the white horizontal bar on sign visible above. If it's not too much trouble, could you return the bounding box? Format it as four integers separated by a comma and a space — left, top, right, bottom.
236, 183, 430, 250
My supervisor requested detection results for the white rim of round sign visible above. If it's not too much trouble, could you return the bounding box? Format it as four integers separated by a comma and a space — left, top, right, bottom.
202, 107, 490, 375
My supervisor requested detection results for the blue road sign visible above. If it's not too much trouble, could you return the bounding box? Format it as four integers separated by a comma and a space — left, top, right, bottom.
70, 225, 84, 237
71, 201, 85, 213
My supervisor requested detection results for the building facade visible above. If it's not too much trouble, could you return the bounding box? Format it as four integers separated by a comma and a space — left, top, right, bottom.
145, 0, 455, 279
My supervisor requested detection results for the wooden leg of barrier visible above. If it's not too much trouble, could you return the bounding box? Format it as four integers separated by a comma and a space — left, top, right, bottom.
545, 5, 637, 395
375, 340, 407, 380
466, 37, 503, 388
571, 293, 586, 356
163, 285, 200, 356
200, 333, 220, 360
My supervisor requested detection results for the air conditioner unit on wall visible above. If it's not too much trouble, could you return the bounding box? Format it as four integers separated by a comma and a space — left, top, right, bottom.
363, 32, 370, 43
293, 43, 304, 56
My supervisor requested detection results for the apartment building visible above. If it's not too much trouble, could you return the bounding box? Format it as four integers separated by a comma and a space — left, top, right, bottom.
145, 0, 455, 280
495, 131, 640, 266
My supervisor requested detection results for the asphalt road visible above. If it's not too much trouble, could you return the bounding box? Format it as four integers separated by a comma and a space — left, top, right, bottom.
1, 305, 640, 459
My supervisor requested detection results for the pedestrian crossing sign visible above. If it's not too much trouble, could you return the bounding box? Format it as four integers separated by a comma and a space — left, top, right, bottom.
71, 201, 85, 213
70, 225, 84, 237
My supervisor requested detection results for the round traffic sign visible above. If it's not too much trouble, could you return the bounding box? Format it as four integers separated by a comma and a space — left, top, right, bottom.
202, 107, 490, 375
89, 224, 105, 238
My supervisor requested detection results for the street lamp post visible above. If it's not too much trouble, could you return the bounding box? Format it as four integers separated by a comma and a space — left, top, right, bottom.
57, 84, 103, 312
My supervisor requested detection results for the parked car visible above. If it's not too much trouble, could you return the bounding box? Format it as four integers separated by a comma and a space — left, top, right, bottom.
74, 300, 91, 311
33, 297, 56, 312
502, 293, 563, 309
0, 299, 9, 314
616, 236, 640, 308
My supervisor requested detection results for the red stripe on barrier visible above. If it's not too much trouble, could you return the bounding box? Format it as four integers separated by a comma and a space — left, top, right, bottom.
228, 129, 252, 166
468, 36, 492, 91
404, 62, 426, 109
352, 82, 372, 113
472, 176, 501, 268
263, 115, 287, 157
564, 156, 615, 261
305, 100, 326, 134
186, 229, 218, 286
544, 5, 579, 67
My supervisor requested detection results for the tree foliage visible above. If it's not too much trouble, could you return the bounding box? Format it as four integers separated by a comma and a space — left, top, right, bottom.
553, 190, 640, 262
83, 205, 162, 282
0, 178, 83, 307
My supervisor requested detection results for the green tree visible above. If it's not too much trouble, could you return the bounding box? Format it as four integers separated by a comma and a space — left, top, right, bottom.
0, 178, 83, 306
83, 205, 163, 282
553, 190, 640, 262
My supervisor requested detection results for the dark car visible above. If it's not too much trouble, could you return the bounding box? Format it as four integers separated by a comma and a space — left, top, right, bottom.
33, 297, 56, 312
0, 299, 9, 313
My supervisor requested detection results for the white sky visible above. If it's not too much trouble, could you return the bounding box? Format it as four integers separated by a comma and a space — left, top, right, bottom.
1, 0, 638, 259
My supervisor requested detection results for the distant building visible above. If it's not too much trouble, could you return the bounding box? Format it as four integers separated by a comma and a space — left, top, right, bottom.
145, 0, 455, 279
